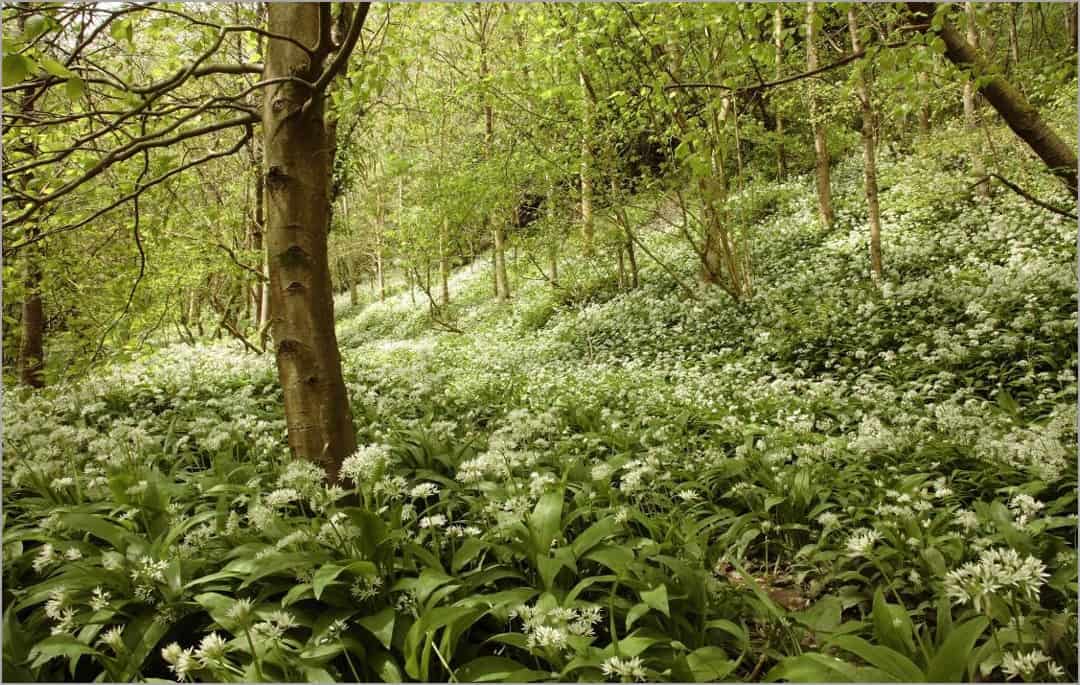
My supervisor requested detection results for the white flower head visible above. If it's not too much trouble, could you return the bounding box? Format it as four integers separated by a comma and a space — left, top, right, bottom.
227, 598, 254, 624
601, 655, 648, 681
844, 528, 883, 558
1001, 649, 1053, 680
195, 632, 229, 666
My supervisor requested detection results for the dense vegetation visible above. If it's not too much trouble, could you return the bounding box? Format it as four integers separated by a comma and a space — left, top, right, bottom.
2, 2, 1077, 683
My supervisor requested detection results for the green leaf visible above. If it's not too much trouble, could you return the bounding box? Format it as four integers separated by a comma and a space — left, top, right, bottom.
626, 602, 651, 630
38, 55, 72, 78
926, 617, 988, 682
570, 516, 618, 558
584, 544, 634, 575
454, 656, 548, 682
356, 607, 396, 650
829, 635, 924, 682
312, 563, 345, 600
3, 53, 34, 86
640, 584, 669, 618
28, 635, 100, 670
64, 76, 84, 100
686, 646, 737, 682
705, 619, 749, 650
922, 548, 948, 577
58, 512, 142, 551
793, 596, 843, 634
872, 588, 916, 657
23, 15, 49, 40
765, 653, 859, 682
529, 490, 564, 553
110, 19, 134, 46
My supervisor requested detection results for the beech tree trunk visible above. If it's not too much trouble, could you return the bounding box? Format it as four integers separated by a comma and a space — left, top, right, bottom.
263, 3, 356, 482
250, 142, 266, 324
849, 8, 883, 285
909, 3, 1078, 194
806, 2, 834, 228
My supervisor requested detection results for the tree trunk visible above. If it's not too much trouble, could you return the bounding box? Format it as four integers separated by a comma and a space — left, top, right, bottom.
16, 10, 45, 388
440, 217, 450, 306
611, 177, 639, 289
263, 3, 356, 482
493, 224, 510, 302
375, 190, 386, 301
918, 66, 931, 134
250, 143, 265, 325
807, 2, 834, 228
849, 7, 883, 285
580, 66, 595, 256
909, 2, 1078, 194
19, 246, 45, 388
773, 5, 787, 179
1008, 4, 1021, 69
963, 2, 990, 199
1068, 2, 1078, 53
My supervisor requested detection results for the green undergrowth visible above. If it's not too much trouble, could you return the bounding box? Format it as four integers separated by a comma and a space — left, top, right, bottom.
3, 105, 1077, 682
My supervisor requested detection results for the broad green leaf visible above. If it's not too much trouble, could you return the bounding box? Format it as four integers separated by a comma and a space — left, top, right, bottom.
357, 607, 396, 650
765, 653, 859, 682
872, 588, 916, 657
529, 490, 564, 553
38, 55, 72, 78
28, 635, 100, 670
64, 76, 84, 100
829, 635, 924, 682
640, 584, 669, 617
686, 646, 736, 682
926, 617, 988, 682
3, 53, 33, 85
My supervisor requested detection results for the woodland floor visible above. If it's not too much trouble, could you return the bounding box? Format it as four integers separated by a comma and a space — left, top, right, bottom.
3, 98, 1078, 682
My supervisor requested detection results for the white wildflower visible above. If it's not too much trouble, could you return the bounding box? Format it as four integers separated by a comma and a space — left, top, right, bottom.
1001, 649, 1053, 680
98, 625, 125, 653
409, 482, 440, 499
844, 528, 883, 558
601, 655, 648, 681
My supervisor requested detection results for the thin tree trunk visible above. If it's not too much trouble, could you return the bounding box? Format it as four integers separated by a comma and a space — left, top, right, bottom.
918, 66, 931, 134
263, 3, 356, 482
375, 190, 386, 301
1068, 2, 1078, 53
774, 5, 787, 179
16, 10, 44, 388
1008, 4, 1021, 69
440, 217, 450, 306
807, 2, 834, 228
479, 28, 509, 301
493, 225, 509, 302
580, 65, 595, 256
610, 177, 639, 289
849, 7, 883, 285
963, 2, 990, 199
910, 2, 1078, 194
19, 246, 45, 388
